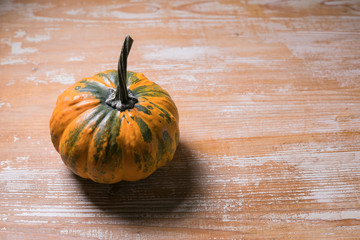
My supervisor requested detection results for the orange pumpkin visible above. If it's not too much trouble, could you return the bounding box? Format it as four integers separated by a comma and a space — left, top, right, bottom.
50, 36, 179, 184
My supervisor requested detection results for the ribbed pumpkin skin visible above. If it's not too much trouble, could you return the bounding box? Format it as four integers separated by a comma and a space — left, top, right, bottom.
50, 70, 179, 184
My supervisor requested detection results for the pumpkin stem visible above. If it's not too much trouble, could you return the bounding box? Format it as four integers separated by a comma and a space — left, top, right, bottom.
106, 35, 138, 111
117, 35, 132, 103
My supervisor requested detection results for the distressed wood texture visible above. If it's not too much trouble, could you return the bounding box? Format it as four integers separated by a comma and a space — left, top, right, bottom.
1, 0, 360, 239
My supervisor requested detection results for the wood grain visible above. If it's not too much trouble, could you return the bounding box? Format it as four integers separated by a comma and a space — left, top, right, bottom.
1, 0, 360, 239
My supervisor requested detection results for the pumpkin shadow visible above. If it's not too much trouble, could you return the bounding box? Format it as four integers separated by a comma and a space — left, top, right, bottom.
74, 142, 200, 223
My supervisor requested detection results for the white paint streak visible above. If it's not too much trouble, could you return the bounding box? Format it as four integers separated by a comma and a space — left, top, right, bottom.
25, 69, 75, 85
44, 27, 60, 31
309, 188, 347, 203
0, 160, 12, 166
14, 29, 26, 38
296, 210, 360, 221
66, 8, 86, 15
16, 156, 29, 161
178, 1, 237, 13
6, 80, 15, 86
323, 0, 358, 6
177, 74, 198, 84
9, 41, 37, 55
46, 69, 75, 84
143, 46, 219, 61
65, 56, 85, 62
89, 4, 162, 20
60, 228, 112, 239
25, 34, 51, 42
261, 210, 360, 221
0, 99, 11, 108
13, 136, 19, 142
14, 220, 49, 224
2, 166, 13, 170
233, 57, 268, 66
25, 76, 48, 85
201, 146, 360, 206
0, 56, 27, 65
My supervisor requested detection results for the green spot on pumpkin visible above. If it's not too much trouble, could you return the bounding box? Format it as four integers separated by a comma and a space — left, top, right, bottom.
134, 151, 155, 173
50, 132, 57, 145
156, 130, 174, 167
175, 132, 179, 145
142, 150, 155, 173
134, 117, 152, 143
134, 153, 142, 170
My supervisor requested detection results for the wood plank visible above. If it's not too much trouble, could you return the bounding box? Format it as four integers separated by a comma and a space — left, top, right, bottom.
1, 0, 360, 239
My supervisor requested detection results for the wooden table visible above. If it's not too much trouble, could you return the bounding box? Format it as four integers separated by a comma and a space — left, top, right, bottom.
1, 0, 360, 239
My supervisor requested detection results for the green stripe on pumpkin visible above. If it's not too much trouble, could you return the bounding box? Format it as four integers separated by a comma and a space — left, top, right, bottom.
104, 110, 122, 168
142, 150, 155, 173
104, 70, 119, 86
93, 110, 122, 162
156, 130, 174, 167
134, 116, 152, 143
135, 104, 152, 115
134, 153, 142, 171
146, 99, 172, 124
134, 150, 155, 173
62, 105, 111, 173
132, 84, 170, 98
103, 70, 137, 87
96, 72, 109, 81
75, 80, 108, 102
128, 71, 140, 85
92, 110, 122, 180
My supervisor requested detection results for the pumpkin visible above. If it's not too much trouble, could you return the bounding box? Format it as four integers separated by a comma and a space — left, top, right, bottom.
50, 36, 179, 184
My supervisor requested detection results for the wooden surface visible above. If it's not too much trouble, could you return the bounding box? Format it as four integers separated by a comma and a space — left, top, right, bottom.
1, 0, 360, 239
